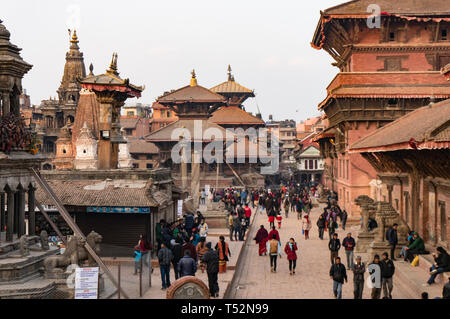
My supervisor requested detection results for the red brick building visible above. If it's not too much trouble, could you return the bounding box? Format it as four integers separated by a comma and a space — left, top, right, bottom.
312, 0, 450, 218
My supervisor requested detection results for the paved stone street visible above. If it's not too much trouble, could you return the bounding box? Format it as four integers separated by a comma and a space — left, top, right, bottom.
230, 201, 414, 299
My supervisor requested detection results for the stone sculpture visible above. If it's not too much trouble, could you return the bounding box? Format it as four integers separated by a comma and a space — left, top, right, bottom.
19, 235, 30, 256
40, 230, 50, 251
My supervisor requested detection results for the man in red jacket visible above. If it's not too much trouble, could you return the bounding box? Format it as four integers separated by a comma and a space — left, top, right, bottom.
244, 204, 252, 225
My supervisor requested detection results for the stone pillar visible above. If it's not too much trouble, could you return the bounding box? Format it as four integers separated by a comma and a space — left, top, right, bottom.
6, 189, 15, 242
1, 90, 10, 116
28, 187, 36, 236
191, 148, 201, 208
14, 192, 19, 234
0, 193, 5, 235
17, 189, 25, 237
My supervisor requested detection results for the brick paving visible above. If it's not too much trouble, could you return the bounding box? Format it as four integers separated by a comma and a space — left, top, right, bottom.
231, 201, 414, 299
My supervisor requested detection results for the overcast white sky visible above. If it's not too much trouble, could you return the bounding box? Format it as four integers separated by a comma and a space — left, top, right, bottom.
3, 0, 343, 122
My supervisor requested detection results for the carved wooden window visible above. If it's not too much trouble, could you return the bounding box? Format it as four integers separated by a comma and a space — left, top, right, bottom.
440, 28, 448, 41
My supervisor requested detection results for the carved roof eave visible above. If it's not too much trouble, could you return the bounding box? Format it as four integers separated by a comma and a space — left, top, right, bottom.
352, 44, 450, 52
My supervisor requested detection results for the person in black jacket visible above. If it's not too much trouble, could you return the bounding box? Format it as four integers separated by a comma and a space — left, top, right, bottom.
328, 233, 341, 265
329, 256, 347, 299
352, 256, 366, 299
386, 224, 399, 261
201, 242, 220, 297
425, 247, 450, 286
380, 252, 395, 299
171, 239, 183, 280
443, 275, 450, 299
178, 250, 197, 277
317, 215, 326, 240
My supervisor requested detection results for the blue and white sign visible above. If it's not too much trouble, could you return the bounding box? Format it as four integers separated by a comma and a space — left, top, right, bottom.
87, 206, 150, 214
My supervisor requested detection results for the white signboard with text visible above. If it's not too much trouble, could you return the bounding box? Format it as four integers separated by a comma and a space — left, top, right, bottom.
74, 267, 99, 299
177, 200, 183, 217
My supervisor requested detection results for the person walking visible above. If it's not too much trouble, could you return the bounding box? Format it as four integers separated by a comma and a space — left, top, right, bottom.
178, 250, 197, 277
317, 214, 326, 240
138, 234, 151, 267
342, 233, 356, 270
284, 197, 290, 218
199, 218, 208, 240
341, 210, 348, 230
171, 239, 182, 280
201, 242, 220, 298
284, 238, 298, 275
369, 254, 382, 299
268, 226, 280, 242
196, 237, 209, 273
268, 208, 276, 229
302, 214, 312, 240
328, 233, 341, 265
352, 256, 366, 299
133, 245, 142, 276
276, 212, 283, 229
254, 225, 269, 256
267, 234, 282, 272
232, 212, 242, 242
158, 242, 173, 289
244, 204, 252, 225
329, 256, 347, 299
215, 236, 231, 273
386, 223, 399, 261
380, 252, 395, 299
228, 213, 234, 241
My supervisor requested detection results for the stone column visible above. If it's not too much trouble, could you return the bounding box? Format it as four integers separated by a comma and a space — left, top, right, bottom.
191, 148, 201, 208
17, 189, 25, 237
1, 90, 10, 116
28, 187, 36, 236
6, 189, 15, 242
0, 193, 5, 236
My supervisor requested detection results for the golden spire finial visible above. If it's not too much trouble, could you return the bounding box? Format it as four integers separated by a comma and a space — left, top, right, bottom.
107, 52, 119, 75
227, 64, 233, 81
190, 69, 197, 86
70, 29, 79, 44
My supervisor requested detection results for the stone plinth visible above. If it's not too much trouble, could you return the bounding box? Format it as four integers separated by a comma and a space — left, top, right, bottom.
166, 276, 210, 299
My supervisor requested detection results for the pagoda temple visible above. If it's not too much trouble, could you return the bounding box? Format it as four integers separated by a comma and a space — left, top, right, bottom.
311, 0, 450, 218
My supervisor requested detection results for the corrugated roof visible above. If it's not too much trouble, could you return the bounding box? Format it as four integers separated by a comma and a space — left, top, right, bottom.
351, 98, 450, 151
35, 179, 160, 207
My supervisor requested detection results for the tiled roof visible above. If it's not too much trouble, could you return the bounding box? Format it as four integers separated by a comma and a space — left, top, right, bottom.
120, 117, 140, 129
209, 106, 264, 125
35, 179, 161, 207
351, 98, 450, 152
157, 85, 226, 104
323, 0, 450, 16
210, 80, 254, 95
145, 119, 235, 142
128, 138, 159, 154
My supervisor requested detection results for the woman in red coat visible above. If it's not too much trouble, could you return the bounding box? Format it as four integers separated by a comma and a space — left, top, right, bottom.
284, 238, 298, 275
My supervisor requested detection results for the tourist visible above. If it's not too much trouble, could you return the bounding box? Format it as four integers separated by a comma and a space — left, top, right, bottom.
329, 256, 347, 299
196, 237, 209, 273
158, 242, 173, 289
317, 214, 326, 240
215, 236, 231, 273
386, 223, 399, 261
232, 212, 242, 241
268, 208, 276, 228
443, 275, 450, 299
200, 189, 206, 205
178, 250, 197, 277
276, 212, 283, 229
191, 230, 201, 247
328, 233, 341, 265
352, 256, 366, 299
244, 204, 252, 225
370, 254, 382, 299
268, 226, 280, 242
342, 233, 356, 270
283, 196, 290, 218
404, 232, 426, 263
133, 245, 142, 276
138, 234, 151, 267
240, 214, 248, 241
424, 247, 450, 286
399, 231, 415, 259
341, 209, 348, 230
199, 218, 208, 239
302, 213, 312, 240
284, 238, 298, 275
254, 225, 269, 256
181, 237, 197, 261
380, 252, 395, 299
267, 234, 282, 273
171, 239, 182, 280
201, 242, 220, 298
